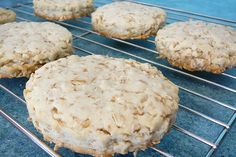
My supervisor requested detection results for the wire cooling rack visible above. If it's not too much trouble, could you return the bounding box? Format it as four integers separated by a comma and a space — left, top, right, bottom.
0, 0, 236, 157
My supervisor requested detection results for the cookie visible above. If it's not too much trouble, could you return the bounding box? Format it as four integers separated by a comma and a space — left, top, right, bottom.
33, 0, 94, 21
92, 2, 166, 39
0, 22, 73, 78
0, 8, 16, 24
24, 55, 179, 156
156, 20, 236, 73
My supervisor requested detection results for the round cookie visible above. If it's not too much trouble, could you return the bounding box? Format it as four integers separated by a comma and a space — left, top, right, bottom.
0, 22, 73, 78
24, 55, 179, 156
92, 2, 166, 39
33, 0, 94, 21
0, 8, 16, 24
156, 20, 236, 73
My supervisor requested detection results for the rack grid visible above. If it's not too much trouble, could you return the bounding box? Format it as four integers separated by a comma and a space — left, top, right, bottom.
0, 0, 235, 157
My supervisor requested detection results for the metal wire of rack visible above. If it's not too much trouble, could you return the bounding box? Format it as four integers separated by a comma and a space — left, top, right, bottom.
0, 0, 236, 157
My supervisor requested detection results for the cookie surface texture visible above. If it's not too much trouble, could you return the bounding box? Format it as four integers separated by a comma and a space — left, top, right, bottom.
156, 20, 236, 73
92, 2, 166, 39
33, 0, 94, 20
0, 8, 16, 24
0, 22, 73, 78
24, 55, 179, 156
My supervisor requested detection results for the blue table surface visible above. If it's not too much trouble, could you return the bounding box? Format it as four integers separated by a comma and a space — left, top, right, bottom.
0, 0, 235, 157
